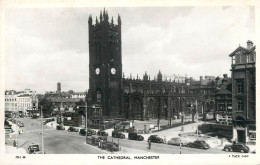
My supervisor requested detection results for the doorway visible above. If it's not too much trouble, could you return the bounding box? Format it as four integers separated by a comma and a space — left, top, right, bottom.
237, 130, 246, 143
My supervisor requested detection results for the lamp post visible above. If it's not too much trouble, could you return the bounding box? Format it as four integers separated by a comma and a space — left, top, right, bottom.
41, 106, 45, 154
195, 99, 198, 140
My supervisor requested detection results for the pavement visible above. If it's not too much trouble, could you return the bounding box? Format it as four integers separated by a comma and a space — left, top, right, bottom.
5, 146, 27, 154
117, 146, 157, 154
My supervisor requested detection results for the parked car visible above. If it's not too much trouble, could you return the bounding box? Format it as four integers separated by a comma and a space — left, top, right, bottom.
112, 130, 125, 139
97, 130, 108, 136
28, 144, 45, 154
128, 132, 144, 141
187, 140, 210, 149
19, 122, 24, 127
56, 125, 65, 130
148, 135, 164, 143
87, 129, 97, 136
223, 143, 250, 153
17, 121, 24, 127
31, 115, 38, 119
68, 127, 78, 132
167, 137, 188, 146
249, 134, 256, 141
79, 129, 86, 136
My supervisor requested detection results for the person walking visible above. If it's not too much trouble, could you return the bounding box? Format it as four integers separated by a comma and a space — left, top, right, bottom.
148, 139, 151, 149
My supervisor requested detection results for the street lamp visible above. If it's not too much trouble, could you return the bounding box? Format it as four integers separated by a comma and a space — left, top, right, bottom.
195, 99, 198, 140
40, 106, 45, 154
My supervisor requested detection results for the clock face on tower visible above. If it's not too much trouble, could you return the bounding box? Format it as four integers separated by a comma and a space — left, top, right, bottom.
111, 68, 116, 75
95, 68, 100, 75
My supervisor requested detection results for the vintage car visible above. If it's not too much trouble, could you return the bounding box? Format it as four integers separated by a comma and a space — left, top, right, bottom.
97, 130, 108, 136
17, 121, 24, 127
128, 132, 144, 141
167, 137, 188, 146
68, 126, 78, 132
112, 130, 125, 139
187, 140, 210, 149
148, 135, 164, 143
56, 125, 65, 130
79, 128, 86, 136
28, 144, 45, 154
223, 143, 250, 153
87, 129, 97, 136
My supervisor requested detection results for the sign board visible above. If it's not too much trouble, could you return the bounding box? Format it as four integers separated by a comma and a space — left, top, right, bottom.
150, 124, 155, 129
67, 117, 71, 120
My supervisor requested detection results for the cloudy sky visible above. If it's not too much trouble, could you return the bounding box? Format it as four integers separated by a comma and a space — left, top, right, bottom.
5, 6, 255, 93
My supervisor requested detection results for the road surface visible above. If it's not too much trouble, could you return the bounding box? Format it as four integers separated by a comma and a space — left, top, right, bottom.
6, 117, 232, 154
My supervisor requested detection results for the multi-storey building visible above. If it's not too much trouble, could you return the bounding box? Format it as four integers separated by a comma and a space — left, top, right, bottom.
5, 90, 19, 114
189, 76, 217, 118
215, 74, 232, 125
229, 40, 256, 143
5, 89, 38, 117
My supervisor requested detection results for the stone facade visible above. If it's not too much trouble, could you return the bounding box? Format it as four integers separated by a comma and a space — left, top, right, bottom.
88, 10, 219, 121
229, 40, 256, 143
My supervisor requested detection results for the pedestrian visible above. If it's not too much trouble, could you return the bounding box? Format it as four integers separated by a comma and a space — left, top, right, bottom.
100, 139, 103, 148
148, 139, 151, 149
13, 140, 16, 147
98, 139, 101, 148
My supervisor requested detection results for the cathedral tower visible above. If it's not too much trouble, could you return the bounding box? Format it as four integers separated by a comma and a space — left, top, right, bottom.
88, 9, 122, 117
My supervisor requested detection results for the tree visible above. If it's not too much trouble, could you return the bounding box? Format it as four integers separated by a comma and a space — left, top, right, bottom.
74, 99, 85, 107
39, 97, 53, 115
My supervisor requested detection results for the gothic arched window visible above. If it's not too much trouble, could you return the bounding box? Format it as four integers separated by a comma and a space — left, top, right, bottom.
132, 85, 137, 93
97, 90, 101, 103
162, 87, 166, 93
124, 86, 130, 94
138, 86, 143, 93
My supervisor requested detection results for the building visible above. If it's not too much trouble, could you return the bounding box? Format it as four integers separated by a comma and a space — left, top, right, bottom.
189, 76, 217, 118
87, 10, 207, 122
5, 89, 39, 117
88, 10, 123, 118
44, 82, 86, 114
229, 40, 256, 143
215, 74, 232, 125
5, 90, 19, 115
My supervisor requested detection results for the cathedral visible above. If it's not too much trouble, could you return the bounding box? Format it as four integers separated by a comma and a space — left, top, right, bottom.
87, 9, 213, 121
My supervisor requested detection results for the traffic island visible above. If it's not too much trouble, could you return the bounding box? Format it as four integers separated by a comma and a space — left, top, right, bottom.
86, 135, 120, 152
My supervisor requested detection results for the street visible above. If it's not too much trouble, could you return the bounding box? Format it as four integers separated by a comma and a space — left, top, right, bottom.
5, 117, 232, 154
6, 118, 108, 154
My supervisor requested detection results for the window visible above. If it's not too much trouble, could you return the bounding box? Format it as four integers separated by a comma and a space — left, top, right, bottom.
138, 86, 143, 93
235, 54, 241, 64
162, 87, 166, 93
237, 100, 244, 111
97, 90, 101, 103
132, 86, 137, 93
236, 81, 244, 93
124, 86, 130, 94
241, 55, 246, 63
249, 53, 255, 63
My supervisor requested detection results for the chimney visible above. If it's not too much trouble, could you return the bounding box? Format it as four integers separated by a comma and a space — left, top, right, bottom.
247, 40, 253, 50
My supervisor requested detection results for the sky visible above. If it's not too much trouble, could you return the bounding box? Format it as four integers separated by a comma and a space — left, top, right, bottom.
5, 6, 255, 93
